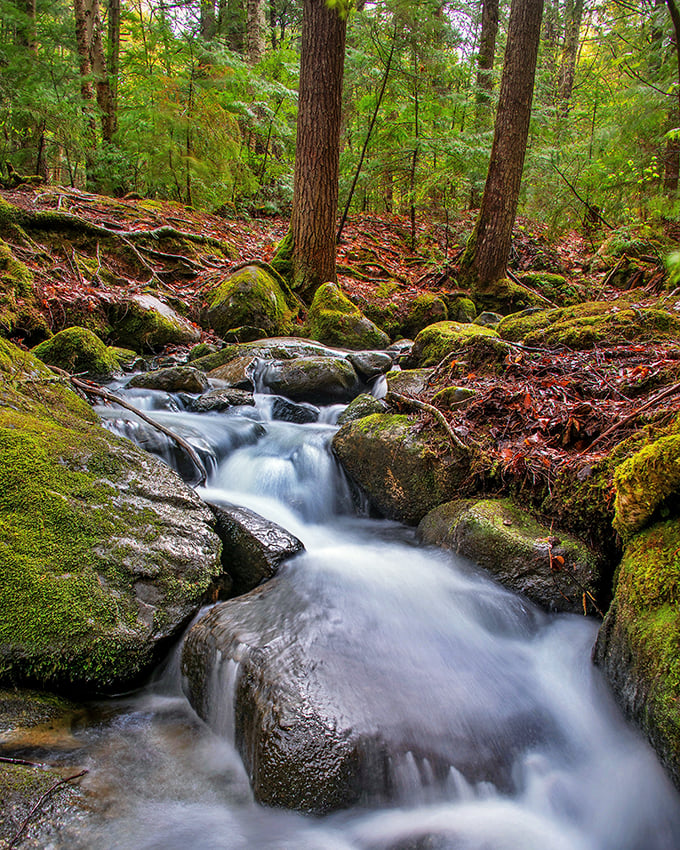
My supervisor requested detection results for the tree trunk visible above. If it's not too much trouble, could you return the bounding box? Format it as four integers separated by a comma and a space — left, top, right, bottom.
246, 0, 266, 62
461, 0, 545, 290
201, 0, 217, 39
556, 0, 584, 116
288, 0, 347, 300
665, 0, 680, 197
17, 0, 38, 55
73, 0, 116, 147
108, 0, 121, 129
475, 0, 499, 114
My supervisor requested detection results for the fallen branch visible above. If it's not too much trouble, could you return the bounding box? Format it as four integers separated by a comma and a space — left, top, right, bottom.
49, 368, 208, 486
8, 769, 88, 849
583, 380, 680, 454
506, 269, 558, 307
386, 390, 470, 452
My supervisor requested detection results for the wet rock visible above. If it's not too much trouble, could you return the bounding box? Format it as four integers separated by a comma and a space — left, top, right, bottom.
271, 397, 319, 424
209, 503, 304, 594
188, 388, 255, 413
128, 365, 209, 394
347, 350, 393, 380
386, 368, 434, 396
306, 282, 390, 350
0, 339, 222, 694
257, 356, 361, 404
191, 337, 340, 373
594, 520, 680, 789
205, 265, 295, 338
386, 339, 414, 365
208, 354, 257, 389
417, 498, 601, 614
337, 393, 388, 425
332, 413, 469, 525
222, 325, 268, 343
473, 311, 503, 328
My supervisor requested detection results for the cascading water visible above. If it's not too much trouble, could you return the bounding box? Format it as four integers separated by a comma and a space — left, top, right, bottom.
59, 379, 680, 849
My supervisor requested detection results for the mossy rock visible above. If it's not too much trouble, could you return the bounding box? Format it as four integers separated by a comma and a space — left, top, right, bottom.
592, 229, 662, 272
190, 338, 334, 373
442, 294, 477, 323
0, 339, 222, 693
417, 498, 601, 614
337, 393, 388, 425
110, 294, 201, 351
306, 282, 390, 350
32, 326, 122, 378
205, 265, 295, 338
0, 239, 49, 344
188, 342, 218, 361
128, 365, 209, 394
332, 413, 469, 525
594, 520, 680, 787
386, 368, 434, 396
257, 356, 361, 404
431, 386, 476, 409
517, 272, 581, 306
401, 293, 448, 339
410, 321, 499, 368
498, 300, 680, 349
613, 434, 680, 541
471, 278, 544, 315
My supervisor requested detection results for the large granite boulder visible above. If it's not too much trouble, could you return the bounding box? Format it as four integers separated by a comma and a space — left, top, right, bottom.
209, 502, 304, 594
128, 365, 209, 393
109, 293, 201, 351
594, 520, 680, 788
417, 498, 602, 614
205, 265, 295, 338
0, 339, 222, 694
306, 282, 390, 350
332, 413, 469, 524
256, 356, 361, 404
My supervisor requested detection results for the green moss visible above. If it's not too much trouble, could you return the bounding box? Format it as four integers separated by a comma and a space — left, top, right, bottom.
471, 278, 544, 314
32, 327, 122, 376
498, 300, 680, 349
306, 282, 390, 350
0, 239, 49, 343
110, 298, 199, 351
444, 295, 477, 323
270, 229, 294, 284
411, 320, 498, 367
518, 272, 581, 306
613, 434, 680, 541
401, 294, 448, 338
206, 265, 294, 338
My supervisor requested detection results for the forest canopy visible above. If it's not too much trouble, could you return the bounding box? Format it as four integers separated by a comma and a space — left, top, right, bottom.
1, 0, 679, 234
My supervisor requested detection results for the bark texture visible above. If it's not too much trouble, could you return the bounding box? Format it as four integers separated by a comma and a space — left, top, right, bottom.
290, 0, 347, 300
475, 0, 499, 110
665, 0, 680, 197
556, 0, 584, 115
246, 0, 266, 62
462, 0, 545, 289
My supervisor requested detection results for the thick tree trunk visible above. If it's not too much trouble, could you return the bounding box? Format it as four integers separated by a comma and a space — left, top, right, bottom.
462, 0, 545, 290
556, 0, 584, 116
17, 0, 38, 55
108, 0, 121, 128
475, 0, 499, 113
665, 0, 680, 197
289, 0, 347, 300
246, 0, 266, 62
73, 0, 116, 146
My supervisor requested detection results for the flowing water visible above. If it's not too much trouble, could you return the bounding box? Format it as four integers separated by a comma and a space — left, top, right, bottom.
28, 381, 680, 848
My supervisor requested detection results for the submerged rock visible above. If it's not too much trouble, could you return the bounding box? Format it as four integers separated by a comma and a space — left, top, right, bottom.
332, 413, 469, 525
594, 520, 680, 788
417, 498, 602, 614
128, 365, 209, 394
209, 503, 304, 594
0, 339, 222, 693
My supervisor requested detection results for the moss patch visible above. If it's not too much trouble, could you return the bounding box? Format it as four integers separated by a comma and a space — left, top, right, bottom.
206, 265, 295, 338
401, 294, 448, 339
518, 272, 581, 306
32, 326, 122, 377
410, 321, 498, 367
0, 239, 49, 343
306, 282, 389, 350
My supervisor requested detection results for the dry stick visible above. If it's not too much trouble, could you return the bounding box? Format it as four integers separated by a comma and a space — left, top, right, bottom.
50, 369, 208, 486
584, 380, 680, 455
386, 391, 471, 452
8, 769, 88, 849
0, 756, 52, 769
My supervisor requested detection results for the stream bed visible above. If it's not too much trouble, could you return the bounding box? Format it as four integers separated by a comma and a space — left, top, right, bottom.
11, 384, 680, 849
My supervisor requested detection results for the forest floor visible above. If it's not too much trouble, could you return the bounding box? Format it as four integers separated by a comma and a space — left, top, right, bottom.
3, 184, 680, 513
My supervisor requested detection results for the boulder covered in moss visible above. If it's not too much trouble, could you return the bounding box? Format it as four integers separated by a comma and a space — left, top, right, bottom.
32, 326, 123, 378
205, 265, 294, 339
410, 321, 499, 367
332, 413, 469, 524
110, 293, 201, 351
386, 368, 434, 396
471, 277, 544, 314
306, 282, 390, 350
498, 300, 680, 349
518, 272, 580, 306
337, 393, 388, 425
190, 337, 335, 373
443, 294, 477, 323
0, 239, 50, 344
0, 339, 222, 693
257, 356, 361, 404
417, 498, 602, 614
613, 434, 680, 542
401, 293, 448, 339
128, 365, 209, 394
594, 520, 680, 787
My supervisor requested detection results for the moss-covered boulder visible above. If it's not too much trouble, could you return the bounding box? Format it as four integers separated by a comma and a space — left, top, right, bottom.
306, 282, 390, 350
443, 294, 477, 323
205, 265, 294, 338
386, 368, 434, 396
594, 520, 680, 787
410, 321, 499, 367
498, 301, 680, 349
0, 239, 49, 344
336, 393, 388, 425
208, 354, 257, 389
401, 294, 448, 339
257, 356, 361, 404
332, 413, 469, 524
190, 337, 335, 373
128, 365, 209, 394
431, 386, 476, 409
0, 339, 222, 693
32, 327, 123, 378
471, 277, 544, 315
518, 272, 581, 306
110, 294, 201, 351
613, 435, 680, 542
417, 498, 601, 614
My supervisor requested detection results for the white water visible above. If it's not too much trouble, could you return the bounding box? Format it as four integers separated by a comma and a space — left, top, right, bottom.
69, 387, 680, 849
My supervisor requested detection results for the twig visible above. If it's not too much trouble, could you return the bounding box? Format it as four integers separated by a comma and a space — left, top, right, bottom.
386, 390, 470, 452
583, 380, 680, 454
49, 368, 208, 486
8, 769, 88, 848
0, 757, 51, 769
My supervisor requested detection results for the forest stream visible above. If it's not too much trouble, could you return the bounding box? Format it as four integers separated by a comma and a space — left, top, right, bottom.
10, 377, 680, 850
